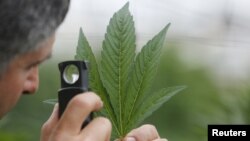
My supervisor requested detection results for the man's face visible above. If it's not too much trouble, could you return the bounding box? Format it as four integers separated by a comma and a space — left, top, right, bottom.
0, 35, 55, 118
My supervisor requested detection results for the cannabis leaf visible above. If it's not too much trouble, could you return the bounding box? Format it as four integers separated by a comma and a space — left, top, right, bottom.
75, 28, 120, 136
75, 2, 186, 139
43, 99, 57, 105
100, 3, 136, 134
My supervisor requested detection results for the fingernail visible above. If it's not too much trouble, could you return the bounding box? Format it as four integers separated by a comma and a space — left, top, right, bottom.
53, 103, 59, 111
100, 101, 103, 107
161, 138, 168, 141
124, 137, 136, 141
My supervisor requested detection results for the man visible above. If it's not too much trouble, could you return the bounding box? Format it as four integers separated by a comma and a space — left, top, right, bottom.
0, 0, 167, 140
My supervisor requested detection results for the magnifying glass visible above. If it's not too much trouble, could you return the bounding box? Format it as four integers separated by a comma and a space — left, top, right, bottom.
58, 60, 92, 128
63, 64, 80, 84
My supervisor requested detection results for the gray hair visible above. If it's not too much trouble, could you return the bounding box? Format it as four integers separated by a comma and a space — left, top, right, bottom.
0, 0, 70, 75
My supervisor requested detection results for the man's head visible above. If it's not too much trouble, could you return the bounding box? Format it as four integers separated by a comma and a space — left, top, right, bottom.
0, 0, 70, 117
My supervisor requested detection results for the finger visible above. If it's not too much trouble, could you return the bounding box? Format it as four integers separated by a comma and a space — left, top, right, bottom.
125, 124, 160, 141
57, 92, 103, 135
40, 103, 59, 141
80, 117, 112, 141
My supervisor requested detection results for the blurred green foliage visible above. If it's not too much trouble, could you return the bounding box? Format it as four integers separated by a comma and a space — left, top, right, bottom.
144, 45, 250, 141
0, 44, 250, 141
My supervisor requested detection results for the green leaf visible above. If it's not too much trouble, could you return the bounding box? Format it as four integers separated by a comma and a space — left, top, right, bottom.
124, 24, 170, 131
74, 28, 119, 135
43, 99, 57, 105
74, 2, 186, 139
100, 2, 136, 135
127, 86, 186, 131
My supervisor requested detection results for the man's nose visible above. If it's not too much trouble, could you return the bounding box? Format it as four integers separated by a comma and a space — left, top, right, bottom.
23, 67, 39, 94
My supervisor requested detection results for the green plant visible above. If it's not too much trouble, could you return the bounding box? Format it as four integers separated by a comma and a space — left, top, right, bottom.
75, 2, 185, 139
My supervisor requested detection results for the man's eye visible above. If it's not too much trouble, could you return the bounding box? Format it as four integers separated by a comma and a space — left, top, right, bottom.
25, 63, 39, 71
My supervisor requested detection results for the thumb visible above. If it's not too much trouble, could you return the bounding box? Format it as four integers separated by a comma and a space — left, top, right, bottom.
40, 103, 59, 141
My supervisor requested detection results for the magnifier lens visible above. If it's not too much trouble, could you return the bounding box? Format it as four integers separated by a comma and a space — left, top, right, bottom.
63, 64, 79, 84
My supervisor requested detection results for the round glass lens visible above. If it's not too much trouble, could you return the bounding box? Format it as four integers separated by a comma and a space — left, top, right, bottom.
63, 64, 79, 84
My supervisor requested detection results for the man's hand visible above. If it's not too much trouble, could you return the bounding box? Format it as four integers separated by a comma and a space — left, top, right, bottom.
40, 92, 112, 141
122, 125, 168, 141
41, 92, 167, 141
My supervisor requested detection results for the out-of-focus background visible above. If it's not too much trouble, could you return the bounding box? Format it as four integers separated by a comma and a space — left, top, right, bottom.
1, 0, 250, 141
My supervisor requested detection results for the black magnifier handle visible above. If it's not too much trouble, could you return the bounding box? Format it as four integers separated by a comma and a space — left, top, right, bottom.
58, 60, 93, 129
58, 87, 93, 128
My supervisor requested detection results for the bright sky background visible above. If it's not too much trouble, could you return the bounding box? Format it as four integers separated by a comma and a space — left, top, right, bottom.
51, 0, 250, 80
